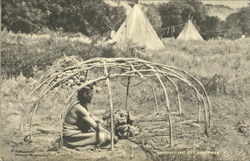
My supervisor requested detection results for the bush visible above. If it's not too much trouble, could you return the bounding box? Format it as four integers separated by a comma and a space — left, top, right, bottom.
1, 31, 118, 78
224, 6, 250, 38
158, 0, 207, 38
2, 31, 250, 98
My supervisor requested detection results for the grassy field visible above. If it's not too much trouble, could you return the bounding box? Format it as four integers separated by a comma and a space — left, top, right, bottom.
1, 32, 250, 161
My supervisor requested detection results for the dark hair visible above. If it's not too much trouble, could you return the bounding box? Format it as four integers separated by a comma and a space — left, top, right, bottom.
77, 85, 93, 101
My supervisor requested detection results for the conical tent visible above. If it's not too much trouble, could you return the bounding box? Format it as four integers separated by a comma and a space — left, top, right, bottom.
177, 20, 204, 41
112, 4, 165, 50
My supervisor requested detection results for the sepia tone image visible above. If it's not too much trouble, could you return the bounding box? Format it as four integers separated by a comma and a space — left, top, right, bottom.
0, 0, 250, 160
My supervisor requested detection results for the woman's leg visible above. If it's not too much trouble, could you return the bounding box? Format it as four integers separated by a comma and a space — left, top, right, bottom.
64, 132, 112, 148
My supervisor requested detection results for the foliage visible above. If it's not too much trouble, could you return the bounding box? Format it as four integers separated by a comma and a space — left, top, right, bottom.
146, 39, 250, 99
1, 0, 126, 36
2, 0, 249, 40
150, 37, 250, 80
223, 6, 250, 39
1, 31, 250, 161
46, 0, 125, 36
199, 16, 223, 39
2, 31, 250, 97
142, 4, 162, 34
158, 0, 207, 37
1, 0, 48, 33
156, 0, 249, 39
1, 31, 118, 78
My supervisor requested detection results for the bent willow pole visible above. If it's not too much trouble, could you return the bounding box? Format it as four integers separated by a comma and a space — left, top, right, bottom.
28, 57, 211, 149
103, 61, 115, 151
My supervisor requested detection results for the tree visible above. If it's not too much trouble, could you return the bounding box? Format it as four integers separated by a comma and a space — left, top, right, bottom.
223, 6, 250, 39
158, 0, 207, 38
2, 0, 48, 33
142, 4, 162, 36
158, 2, 183, 37
184, 0, 207, 23
200, 16, 223, 39
2, 0, 126, 36
238, 7, 250, 36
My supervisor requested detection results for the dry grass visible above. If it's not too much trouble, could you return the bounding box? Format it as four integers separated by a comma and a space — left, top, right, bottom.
1, 32, 250, 161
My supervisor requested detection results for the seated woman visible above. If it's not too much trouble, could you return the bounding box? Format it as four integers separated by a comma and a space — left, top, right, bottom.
63, 85, 118, 148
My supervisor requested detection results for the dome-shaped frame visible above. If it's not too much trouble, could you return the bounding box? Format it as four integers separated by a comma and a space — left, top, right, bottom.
28, 57, 211, 150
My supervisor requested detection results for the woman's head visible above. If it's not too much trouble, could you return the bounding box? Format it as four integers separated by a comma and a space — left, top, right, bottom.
77, 85, 94, 104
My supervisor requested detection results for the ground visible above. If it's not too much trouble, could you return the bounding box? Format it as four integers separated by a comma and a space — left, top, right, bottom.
0, 109, 152, 161
1, 55, 250, 161
1, 94, 249, 161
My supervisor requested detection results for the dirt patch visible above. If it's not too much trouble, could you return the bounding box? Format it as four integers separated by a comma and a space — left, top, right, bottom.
1, 95, 250, 161
0, 110, 152, 161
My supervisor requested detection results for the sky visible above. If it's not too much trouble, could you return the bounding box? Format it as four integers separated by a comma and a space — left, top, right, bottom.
139, 0, 249, 8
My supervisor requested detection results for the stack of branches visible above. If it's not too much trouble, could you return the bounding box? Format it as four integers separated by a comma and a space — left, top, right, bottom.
28, 57, 211, 150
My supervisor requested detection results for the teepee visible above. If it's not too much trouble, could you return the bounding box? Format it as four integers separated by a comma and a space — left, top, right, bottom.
177, 20, 204, 41
112, 4, 165, 50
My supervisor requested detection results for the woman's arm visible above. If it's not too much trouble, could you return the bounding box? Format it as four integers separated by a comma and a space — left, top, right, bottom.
77, 105, 110, 134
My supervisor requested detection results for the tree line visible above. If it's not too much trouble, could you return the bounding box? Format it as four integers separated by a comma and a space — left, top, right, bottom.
2, 0, 250, 39
2, 0, 126, 37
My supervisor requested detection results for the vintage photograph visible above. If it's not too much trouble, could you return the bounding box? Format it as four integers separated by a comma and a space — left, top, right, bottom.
0, 0, 250, 160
